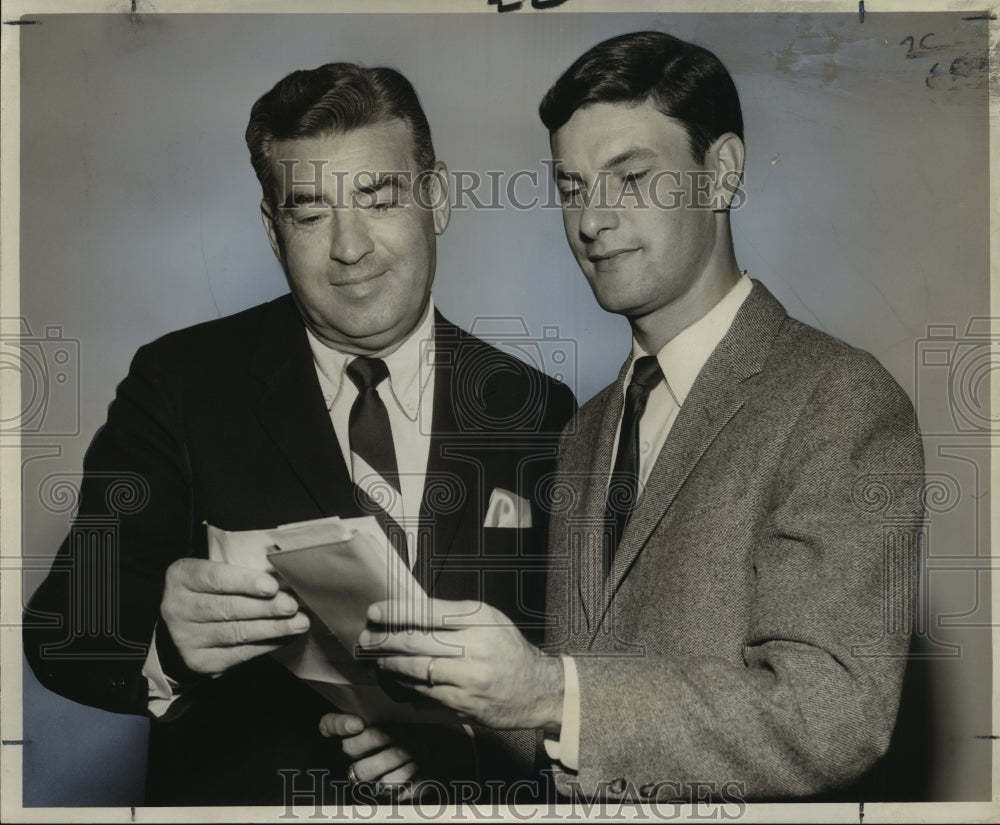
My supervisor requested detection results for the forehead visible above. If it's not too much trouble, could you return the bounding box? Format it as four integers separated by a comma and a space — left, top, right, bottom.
550, 101, 696, 170
270, 118, 419, 185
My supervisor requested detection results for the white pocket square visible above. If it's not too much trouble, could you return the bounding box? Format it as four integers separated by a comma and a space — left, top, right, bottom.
483, 488, 533, 529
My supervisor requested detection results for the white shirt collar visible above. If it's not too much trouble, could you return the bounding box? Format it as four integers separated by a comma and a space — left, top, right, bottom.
306, 298, 436, 422
629, 274, 753, 406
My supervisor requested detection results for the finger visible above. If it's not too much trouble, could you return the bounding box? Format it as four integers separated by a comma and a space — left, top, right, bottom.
352, 745, 414, 783
342, 728, 396, 759
376, 760, 419, 792
186, 591, 300, 623
319, 713, 365, 738
357, 628, 466, 657
205, 614, 310, 646
170, 558, 279, 597
367, 598, 486, 630
377, 654, 461, 687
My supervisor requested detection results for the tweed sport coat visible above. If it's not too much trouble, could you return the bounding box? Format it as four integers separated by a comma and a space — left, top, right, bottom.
541, 281, 924, 802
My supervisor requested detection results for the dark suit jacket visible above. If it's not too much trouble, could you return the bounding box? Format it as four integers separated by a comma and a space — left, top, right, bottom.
542, 282, 924, 802
23, 294, 575, 805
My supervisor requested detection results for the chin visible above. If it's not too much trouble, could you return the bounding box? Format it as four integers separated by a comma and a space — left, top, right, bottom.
590, 288, 633, 316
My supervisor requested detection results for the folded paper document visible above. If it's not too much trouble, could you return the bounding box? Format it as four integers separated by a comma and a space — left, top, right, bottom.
206, 515, 455, 724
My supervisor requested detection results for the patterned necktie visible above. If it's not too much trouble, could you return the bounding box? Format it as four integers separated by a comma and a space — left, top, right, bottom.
346, 357, 407, 562
605, 355, 663, 576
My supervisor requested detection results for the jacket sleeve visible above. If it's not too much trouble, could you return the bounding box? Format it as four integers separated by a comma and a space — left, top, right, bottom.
23, 342, 194, 715
554, 356, 924, 801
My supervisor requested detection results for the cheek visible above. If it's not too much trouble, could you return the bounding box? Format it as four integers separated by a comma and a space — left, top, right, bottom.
283, 232, 328, 267
382, 217, 430, 259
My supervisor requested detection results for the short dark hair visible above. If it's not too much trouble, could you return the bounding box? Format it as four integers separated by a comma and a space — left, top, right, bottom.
246, 62, 436, 205
539, 31, 743, 164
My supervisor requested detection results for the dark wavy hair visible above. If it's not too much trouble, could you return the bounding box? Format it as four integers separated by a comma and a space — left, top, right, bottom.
539, 31, 743, 163
246, 63, 436, 205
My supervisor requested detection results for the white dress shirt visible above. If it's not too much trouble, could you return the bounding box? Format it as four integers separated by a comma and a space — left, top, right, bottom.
545, 274, 753, 771
144, 301, 438, 716
306, 300, 436, 569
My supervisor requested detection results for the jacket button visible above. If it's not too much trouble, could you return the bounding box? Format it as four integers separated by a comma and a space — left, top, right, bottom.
609, 777, 627, 794
639, 783, 656, 798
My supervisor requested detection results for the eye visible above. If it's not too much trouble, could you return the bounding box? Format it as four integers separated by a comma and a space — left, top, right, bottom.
622, 169, 650, 189
558, 187, 583, 206
366, 200, 402, 213
293, 213, 326, 226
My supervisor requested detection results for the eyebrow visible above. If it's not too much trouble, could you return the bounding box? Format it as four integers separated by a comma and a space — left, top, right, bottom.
287, 191, 326, 207
354, 172, 411, 196
603, 147, 657, 170
554, 146, 658, 183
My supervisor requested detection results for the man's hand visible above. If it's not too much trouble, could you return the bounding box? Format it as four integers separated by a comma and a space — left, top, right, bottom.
320, 713, 477, 800
320, 713, 420, 797
160, 558, 309, 676
358, 599, 564, 731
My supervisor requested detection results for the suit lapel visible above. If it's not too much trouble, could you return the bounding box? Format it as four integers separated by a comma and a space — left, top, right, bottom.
589, 282, 788, 644
415, 315, 481, 591
573, 358, 631, 634
252, 297, 358, 520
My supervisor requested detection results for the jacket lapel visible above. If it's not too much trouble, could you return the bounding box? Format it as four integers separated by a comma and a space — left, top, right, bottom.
573, 357, 631, 634
589, 282, 788, 643
251, 297, 358, 520
415, 314, 481, 591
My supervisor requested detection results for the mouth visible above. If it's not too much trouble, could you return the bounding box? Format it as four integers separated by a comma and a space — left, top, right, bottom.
330, 270, 388, 290
588, 248, 639, 269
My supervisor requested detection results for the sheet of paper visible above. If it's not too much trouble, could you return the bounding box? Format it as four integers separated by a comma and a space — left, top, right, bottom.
206, 517, 452, 724
205, 514, 356, 572
268, 529, 424, 649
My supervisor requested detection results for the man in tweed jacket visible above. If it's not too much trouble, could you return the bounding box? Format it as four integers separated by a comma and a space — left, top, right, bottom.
340, 31, 925, 803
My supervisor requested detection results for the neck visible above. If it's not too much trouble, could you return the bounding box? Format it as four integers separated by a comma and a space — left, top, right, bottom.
305, 298, 433, 359
631, 227, 742, 355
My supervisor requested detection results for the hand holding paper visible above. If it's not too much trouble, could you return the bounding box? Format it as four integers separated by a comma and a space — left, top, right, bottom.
205, 516, 458, 725
359, 598, 565, 731
159, 557, 310, 676
267, 521, 425, 658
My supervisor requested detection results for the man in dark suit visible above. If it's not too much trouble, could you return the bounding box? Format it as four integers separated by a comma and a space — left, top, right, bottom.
349, 32, 925, 803
23, 62, 575, 806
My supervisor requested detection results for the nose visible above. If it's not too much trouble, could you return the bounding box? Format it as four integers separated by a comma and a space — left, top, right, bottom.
328, 208, 374, 265
577, 199, 619, 242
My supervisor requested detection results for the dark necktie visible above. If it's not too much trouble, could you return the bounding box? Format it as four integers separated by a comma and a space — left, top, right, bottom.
346, 357, 407, 562
605, 355, 663, 576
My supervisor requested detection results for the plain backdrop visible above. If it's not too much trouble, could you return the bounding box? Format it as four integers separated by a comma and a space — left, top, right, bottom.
15, 11, 991, 804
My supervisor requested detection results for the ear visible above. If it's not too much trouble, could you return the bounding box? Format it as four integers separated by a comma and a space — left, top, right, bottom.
426, 161, 451, 236
260, 198, 283, 261
706, 132, 745, 212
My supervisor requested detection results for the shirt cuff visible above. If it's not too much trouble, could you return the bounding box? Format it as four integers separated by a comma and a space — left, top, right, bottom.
141, 624, 184, 718
542, 654, 580, 772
